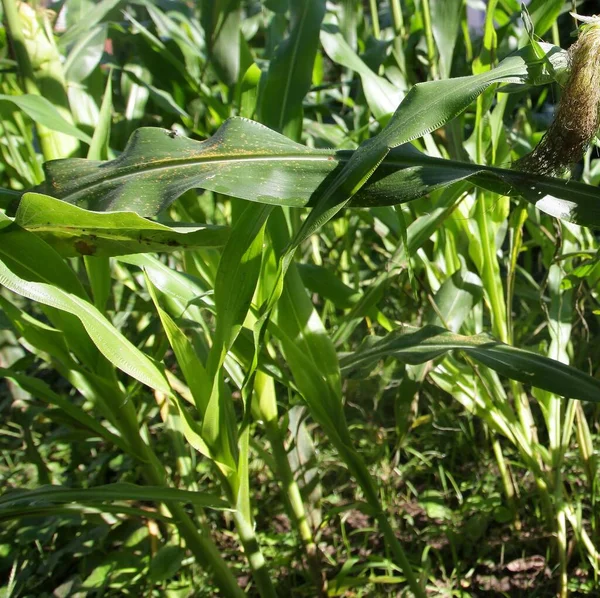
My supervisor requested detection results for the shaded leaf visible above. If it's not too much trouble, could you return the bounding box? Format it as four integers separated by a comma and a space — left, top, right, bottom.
340, 324, 600, 402
0, 483, 230, 510
148, 545, 186, 583
201, 0, 242, 85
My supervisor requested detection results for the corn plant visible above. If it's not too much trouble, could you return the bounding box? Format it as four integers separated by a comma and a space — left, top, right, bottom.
2, 0, 600, 596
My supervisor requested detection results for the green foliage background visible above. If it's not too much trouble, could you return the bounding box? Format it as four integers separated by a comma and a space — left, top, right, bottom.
1, 0, 600, 596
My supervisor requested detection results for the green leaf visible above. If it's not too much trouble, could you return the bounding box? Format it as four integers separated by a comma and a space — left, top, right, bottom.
0, 94, 93, 144
297, 263, 361, 309
378, 44, 561, 150
88, 72, 114, 161
38, 119, 335, 213
430, 0, 463, 78
0, 503, 172, 524
15, 192, 229, 257
320, 23, 403, 119
340, 324, 600, 402
148, 545, 186, 583
119, 253, 212, 315
518, 0, 565, 43
145, 276, 212, 416
32, 42, 600, 230
284, 42, 566, 253
0, 483, 230, 511
201, 0, 242, 85
64, 24, 107, 83
0, 227, 170, 393
201, 204, 272, 473
259, 0, 325, 136
268, 209, 346, 439
427, 266, 483, 332
213, 203, 270, 355
122, 67, 191, 119
58, 0, 122, 49
0, 223, 87, 297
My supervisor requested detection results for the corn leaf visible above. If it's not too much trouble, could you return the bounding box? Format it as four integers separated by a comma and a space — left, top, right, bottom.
0, 227, 170, 393
0, 94, 93, 144
259, 0, 325, 135
34, 117, 600, 227
15, 192, 229, 257
340, 324, 600, 402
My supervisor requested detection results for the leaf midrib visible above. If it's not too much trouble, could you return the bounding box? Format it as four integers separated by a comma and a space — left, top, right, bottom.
46, 147, 600, 205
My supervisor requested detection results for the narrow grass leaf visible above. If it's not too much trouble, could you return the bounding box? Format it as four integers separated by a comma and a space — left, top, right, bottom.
88, 73, 114, 161
146, 276, 211, 415
212, 203, 271, 357
0, 483, 230, 510
0, 504, 172, 523
0, 368, 129, 452
119, 254, 212, 314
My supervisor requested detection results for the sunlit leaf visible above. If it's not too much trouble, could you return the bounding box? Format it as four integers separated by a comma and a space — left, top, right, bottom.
15, 192, 229, 257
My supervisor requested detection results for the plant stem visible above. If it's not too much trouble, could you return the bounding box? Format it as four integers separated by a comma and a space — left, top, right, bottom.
265, 419, 326, 595
254, 370, 325, 595
491, 436, 517, 519
369, 0, 380, 39
390, 0, 405, 38
390, 0, 407, 75
421, 0, 439, 79
2, 0, 77, 161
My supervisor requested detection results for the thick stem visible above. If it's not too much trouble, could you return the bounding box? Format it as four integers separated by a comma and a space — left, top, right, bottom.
555, 496, 568, 598
1, 0, 75, 161
233, 510, 278, 598
229, 425, 278, 598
